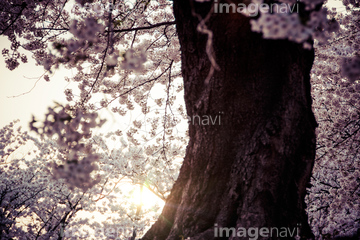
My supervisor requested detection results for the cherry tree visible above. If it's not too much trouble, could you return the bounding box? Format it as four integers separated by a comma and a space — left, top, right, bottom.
1, 118, 180, 239
1, 0, 360, 239
0, 121, 87, 239
305, 1, 360, 238
1, 0, 185, 238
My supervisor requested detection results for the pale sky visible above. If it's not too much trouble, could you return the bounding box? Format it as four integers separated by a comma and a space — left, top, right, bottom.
0, 36, 70, 130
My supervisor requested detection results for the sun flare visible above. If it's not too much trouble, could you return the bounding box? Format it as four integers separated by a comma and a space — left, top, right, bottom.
131, 185, 165, 210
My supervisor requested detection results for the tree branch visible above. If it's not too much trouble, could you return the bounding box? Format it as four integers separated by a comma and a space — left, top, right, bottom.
33, 21, 176, 33
111, 21, 175, 33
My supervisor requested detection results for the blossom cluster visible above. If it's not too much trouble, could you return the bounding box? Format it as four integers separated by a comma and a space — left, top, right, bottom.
30, 104, 106, 190
0, 120, 176, 239
341, 56, 360, 82
70, 18, 104, 42
250, 1, 339, 48
2, 0, 190, 238
1, 42, 27, 70
0, 122, 88, 239
306, 2, 360, 237
121, 49, 147, 71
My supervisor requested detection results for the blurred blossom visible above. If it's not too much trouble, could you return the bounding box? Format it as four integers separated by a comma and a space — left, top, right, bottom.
121, 49, 147, 71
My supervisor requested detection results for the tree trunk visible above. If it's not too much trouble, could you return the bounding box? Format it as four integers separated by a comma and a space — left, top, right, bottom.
143, 1, 317, 239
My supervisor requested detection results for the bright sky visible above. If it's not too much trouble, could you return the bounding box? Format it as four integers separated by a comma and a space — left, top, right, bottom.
0, 36, 70, 130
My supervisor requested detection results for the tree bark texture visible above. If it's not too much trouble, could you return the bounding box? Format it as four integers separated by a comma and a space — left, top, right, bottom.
143, 0, 317, 239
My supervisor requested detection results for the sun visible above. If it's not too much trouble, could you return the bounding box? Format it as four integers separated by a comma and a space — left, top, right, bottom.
131, 185, 165, 210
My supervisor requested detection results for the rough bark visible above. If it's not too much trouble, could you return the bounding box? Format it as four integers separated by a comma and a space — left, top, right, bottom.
143, 1, 317, 239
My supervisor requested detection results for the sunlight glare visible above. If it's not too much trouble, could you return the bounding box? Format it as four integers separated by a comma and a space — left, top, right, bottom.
131, 185, 164, 210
